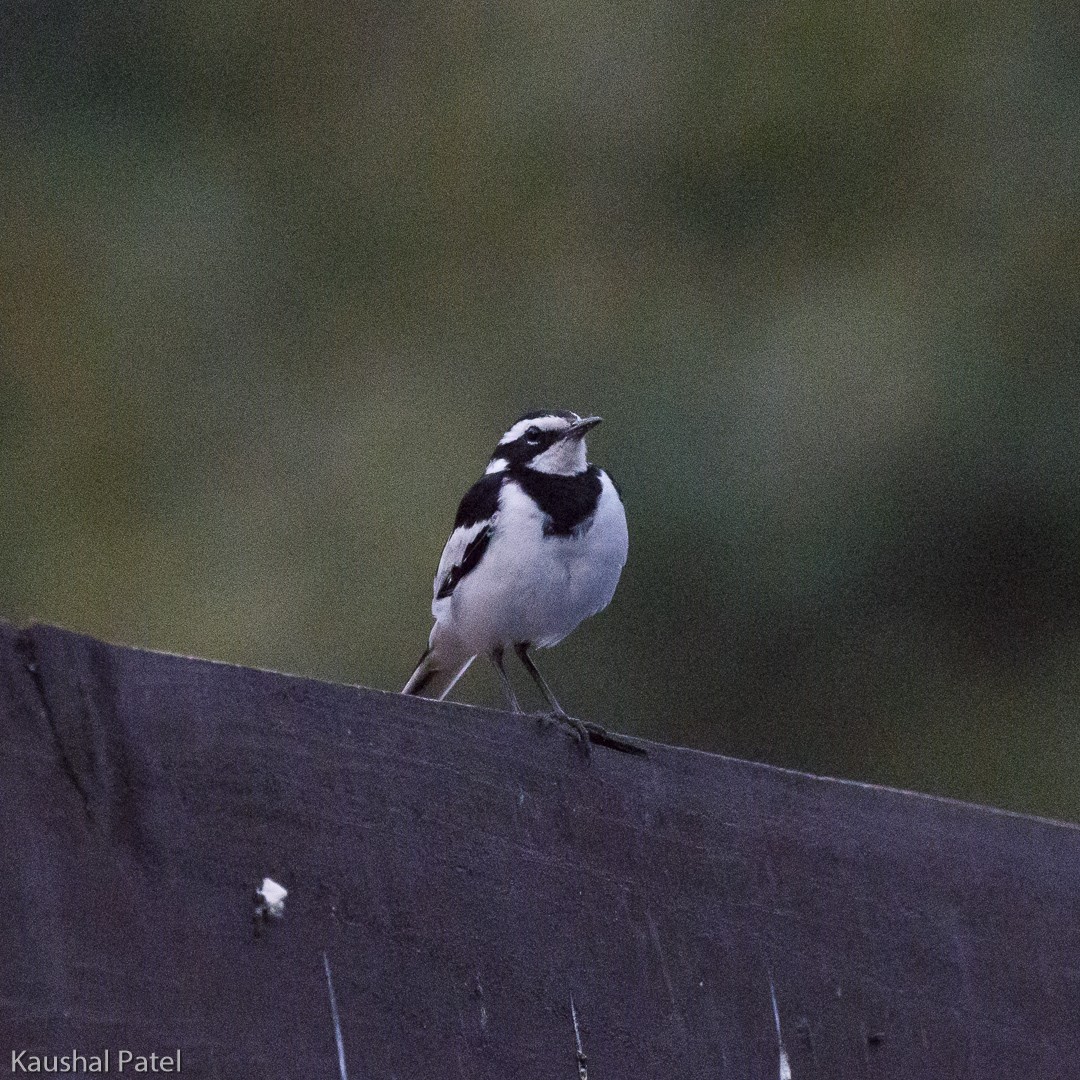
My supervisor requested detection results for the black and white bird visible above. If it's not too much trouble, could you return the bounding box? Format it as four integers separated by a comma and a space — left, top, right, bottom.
403, 410, 628, 741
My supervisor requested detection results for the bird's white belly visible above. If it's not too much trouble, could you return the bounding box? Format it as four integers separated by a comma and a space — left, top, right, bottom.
445, 476, 627, 653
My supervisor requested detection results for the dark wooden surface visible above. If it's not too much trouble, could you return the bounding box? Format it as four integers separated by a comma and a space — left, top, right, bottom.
2, 621, 1079, 1078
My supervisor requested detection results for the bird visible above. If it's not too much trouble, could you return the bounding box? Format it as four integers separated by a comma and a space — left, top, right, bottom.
403, 410, 628, 742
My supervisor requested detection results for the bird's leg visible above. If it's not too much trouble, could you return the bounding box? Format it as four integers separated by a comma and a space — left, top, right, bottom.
490, 647, 521, 713
514, 643, 589, 744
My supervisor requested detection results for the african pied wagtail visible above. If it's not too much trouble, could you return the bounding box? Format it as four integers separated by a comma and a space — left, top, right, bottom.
403, 411, 628, 744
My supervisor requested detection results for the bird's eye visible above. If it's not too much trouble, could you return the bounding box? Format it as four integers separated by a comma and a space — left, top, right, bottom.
525, 426, 542, 443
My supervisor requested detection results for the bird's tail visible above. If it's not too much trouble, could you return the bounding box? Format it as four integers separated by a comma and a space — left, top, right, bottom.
402, 643, 474, 701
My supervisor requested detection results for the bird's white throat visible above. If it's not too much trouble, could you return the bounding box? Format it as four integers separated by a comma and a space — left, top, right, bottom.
525, 438, 589, 475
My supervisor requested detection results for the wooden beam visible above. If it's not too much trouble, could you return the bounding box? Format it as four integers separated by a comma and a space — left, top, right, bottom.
1, 621, 1077, 1077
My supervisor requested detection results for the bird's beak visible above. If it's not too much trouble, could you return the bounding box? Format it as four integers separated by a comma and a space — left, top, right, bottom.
564, 416, 602, 441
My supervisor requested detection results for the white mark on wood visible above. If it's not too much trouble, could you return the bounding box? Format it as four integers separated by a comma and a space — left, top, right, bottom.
323, 952, 349, 1080
570, 992, 588, 1080
769, 976, 792, 1080
255, 877, 287, 918
645, 909, 678, 1010
475, 971, 488, 1031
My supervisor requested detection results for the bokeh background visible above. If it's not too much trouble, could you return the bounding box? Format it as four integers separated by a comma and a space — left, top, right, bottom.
3, 2, 1079, 818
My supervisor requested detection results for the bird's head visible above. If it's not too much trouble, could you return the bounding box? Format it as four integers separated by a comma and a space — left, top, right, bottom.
486, 411, 602, 476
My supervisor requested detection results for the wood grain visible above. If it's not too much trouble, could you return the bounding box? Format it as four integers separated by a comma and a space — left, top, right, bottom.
1, 620, 1078, 1078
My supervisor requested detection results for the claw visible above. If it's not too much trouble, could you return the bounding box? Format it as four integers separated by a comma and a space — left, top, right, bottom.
536, 710, 590, 752
534, 712, 646, 756
556, 710, 590, 745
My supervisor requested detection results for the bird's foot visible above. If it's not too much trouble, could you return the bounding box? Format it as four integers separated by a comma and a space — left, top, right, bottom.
536, 709, 590, 750
534, 712, 648, 757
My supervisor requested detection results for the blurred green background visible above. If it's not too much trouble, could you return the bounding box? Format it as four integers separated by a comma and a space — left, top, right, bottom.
3, 1, 1079, 818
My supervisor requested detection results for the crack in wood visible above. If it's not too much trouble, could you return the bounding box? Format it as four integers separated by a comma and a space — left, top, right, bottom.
15, 628, 94, 822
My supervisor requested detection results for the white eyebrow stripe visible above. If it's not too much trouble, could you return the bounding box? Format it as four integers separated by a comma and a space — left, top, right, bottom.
498, 414, 579, 446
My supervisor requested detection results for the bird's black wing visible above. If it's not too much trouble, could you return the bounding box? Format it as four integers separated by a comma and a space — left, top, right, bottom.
432, 473, 503, 604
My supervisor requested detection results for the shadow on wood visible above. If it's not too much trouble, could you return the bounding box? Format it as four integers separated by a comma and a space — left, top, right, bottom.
1, 621, 1078, 1077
